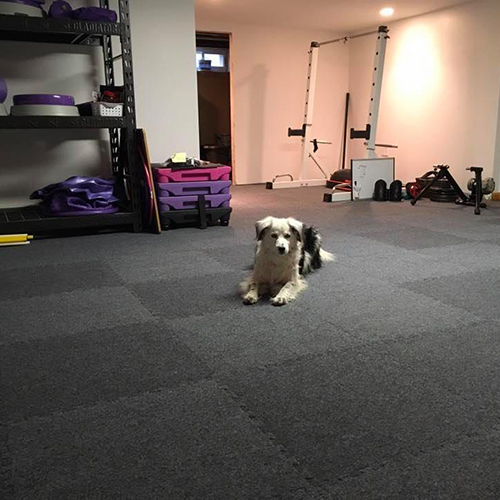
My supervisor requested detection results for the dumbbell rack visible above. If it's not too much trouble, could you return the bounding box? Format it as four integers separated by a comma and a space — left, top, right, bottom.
0, 0, 142, 235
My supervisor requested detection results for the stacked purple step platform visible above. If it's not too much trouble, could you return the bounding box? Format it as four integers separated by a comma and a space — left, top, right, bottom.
153, 164, 232, 228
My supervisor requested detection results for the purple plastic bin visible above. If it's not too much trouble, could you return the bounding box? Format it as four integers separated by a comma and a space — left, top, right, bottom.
158, 194, 231, 211
154, 165, 231, 183
13, 94, 75, 106
155, 180, 231, 197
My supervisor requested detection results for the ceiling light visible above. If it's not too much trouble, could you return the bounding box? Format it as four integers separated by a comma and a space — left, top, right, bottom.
380, 7, 395, 17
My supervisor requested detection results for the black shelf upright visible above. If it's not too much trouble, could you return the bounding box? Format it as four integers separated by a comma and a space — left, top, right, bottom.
0, 0, 142, 236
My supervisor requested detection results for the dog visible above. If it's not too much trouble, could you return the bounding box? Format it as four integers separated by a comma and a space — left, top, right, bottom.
240, 216, 334, 306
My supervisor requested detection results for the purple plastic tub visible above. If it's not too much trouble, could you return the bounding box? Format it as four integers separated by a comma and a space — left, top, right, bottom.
158, 194, 231, 211
154, 165, 231, 183
1, 0, 45, 6
155, 180, 231, 197
13, 94, 75, 106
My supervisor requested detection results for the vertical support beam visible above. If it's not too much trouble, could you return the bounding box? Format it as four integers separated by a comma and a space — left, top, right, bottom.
100, 0, 120, 174
299, 43, 320, 180
366, 26, 389, 159
118, 0, 141, 231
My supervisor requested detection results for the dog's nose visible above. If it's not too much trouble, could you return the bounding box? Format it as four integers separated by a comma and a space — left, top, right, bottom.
278, 246, 286, 254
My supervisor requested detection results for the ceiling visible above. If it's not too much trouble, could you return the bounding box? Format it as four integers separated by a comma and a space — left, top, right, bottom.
195, 0, 471, 33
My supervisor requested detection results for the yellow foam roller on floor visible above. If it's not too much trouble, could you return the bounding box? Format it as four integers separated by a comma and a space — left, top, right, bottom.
0, 234, 33, 246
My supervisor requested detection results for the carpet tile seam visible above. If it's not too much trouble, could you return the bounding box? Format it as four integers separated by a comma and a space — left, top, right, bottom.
212, 378, 334, 500
0, 376, 216, 427
318, 426, 500, 489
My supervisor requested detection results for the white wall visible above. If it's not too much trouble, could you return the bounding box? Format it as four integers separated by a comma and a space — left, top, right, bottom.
195, 18, 349, 185
130, 0, 199, 162
347, 0, 500, 187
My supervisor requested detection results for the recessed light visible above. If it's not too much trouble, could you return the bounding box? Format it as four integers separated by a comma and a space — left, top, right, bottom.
380, 7, 395, 17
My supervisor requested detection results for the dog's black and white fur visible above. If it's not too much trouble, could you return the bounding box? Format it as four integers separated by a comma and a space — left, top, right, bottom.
240, 216, 334, 306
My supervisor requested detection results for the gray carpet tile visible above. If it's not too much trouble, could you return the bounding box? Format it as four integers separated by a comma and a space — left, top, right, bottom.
327, 430, 500, 499
204, 243, 256, 271
0, 230, 233, 272
0, 233, 154, 271
167, 306, 352, 373
0, 286, 153, 346
321, 232, 414, 258
337, 248, 468, 284
2, 186, 500, 498
132, 270, 245, 319
0, 322, 212, 423
360, 227, 472, 250
408, 212, 500, 242
3, 380, 314, 499
308, 277, 477, 341
221, 345, 490, 484
109, 249, 229, 283
329, 214, 415, 236
413, 241, 500, 272
404, 268, 500, 320
0, 261, 123, 302
385, 320, 500, 413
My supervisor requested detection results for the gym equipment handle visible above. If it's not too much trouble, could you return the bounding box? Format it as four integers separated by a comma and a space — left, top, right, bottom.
288, 124, 306, 137
350, 124, 371, 140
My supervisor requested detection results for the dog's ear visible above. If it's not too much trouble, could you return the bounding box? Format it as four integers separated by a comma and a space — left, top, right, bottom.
255, 216, 273, 240
287, 218, 303, 242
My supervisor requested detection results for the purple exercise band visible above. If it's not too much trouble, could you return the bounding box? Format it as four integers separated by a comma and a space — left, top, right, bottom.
13, 94, 75, 106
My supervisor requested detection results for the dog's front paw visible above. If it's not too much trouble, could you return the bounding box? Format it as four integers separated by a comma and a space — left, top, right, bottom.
271, 296, 288, 307
243, 294, 258, 305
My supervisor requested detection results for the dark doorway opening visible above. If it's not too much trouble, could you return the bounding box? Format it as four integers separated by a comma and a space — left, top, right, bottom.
196, 32, 232, 169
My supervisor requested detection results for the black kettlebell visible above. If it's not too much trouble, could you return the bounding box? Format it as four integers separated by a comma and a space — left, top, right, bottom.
389, 180, 403, 202
373, 179, 388, 201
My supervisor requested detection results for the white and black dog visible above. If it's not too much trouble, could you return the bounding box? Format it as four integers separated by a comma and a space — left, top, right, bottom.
240, 216, 334, 306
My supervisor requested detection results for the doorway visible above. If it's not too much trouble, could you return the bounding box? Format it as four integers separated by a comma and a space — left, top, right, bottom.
196, 32, 233, 173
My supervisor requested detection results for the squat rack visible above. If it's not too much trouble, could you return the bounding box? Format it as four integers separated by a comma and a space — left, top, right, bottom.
267, 26, 390, 190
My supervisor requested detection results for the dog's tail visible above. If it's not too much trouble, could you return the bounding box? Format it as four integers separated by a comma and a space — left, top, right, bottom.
320, 249, 336, 263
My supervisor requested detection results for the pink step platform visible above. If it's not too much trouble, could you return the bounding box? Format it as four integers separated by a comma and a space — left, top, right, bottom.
158, 193, 232, 211
156, 180, 231, 197
154, 165, 231, 183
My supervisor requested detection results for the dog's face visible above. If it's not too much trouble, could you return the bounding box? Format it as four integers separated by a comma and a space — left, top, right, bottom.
255, 217, 303, 256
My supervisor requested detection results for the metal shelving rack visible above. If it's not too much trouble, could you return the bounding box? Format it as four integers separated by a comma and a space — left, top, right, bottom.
0, 0, 142, 235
